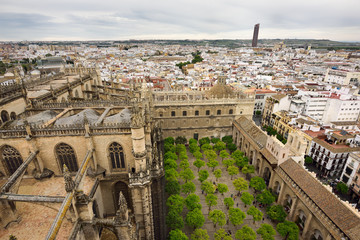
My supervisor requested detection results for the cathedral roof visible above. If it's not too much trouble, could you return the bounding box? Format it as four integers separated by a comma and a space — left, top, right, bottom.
103, 108, 131, 124
10, 110, 57, 126
54, 109, 99, 126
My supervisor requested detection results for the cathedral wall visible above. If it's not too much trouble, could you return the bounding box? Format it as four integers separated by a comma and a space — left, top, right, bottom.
0, 97, 27, 117
35, 136, 88, 175
92, 134, 134, 174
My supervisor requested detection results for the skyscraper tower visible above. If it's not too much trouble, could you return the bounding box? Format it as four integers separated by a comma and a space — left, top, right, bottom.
252, 23, 260, 47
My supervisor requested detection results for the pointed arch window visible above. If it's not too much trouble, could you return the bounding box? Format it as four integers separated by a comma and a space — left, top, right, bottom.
109, 142, 125, 170
1, 145, 23, 175
56, 143, 78, 172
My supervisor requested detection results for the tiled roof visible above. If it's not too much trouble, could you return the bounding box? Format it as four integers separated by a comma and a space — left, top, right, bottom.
313, 137, 360, 153
234, 116, 267, 149
280, 160, 360, 240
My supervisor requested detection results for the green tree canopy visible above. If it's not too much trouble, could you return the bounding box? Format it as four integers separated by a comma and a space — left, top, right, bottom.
201, 181, 215, 195
194, 159, 206, 172
223, 158, 235, 168
179, 152, 189, 161
228, 165, 239, 180
199, 137, 210, 146
228, 207, 246, 226
176, 144, 187, 155
214, 228, 233, 240
179, 159, 190, 170
233, 177, 249, 194
304, 156, 313, 164
204, 150, 217, 162
224, 197, 234, 209
164, 137, 175, 145
164, 151, 178, 161
242, 165, 255, 175
214, 141, 226, 153
185, 194, 202, 211
198, 170, 210, 182
189, 138, 198, 145
190, 143, 200, 154
214, 169, 222, 181
227, 143, 237, 153
217, 183, 229, 195
235, 225, 256, 240
207, 159, 219, 172
191, 228, 210, 240
276, 221, 299, 240
219, 150, 230, 162
256, 190, 276, 206
181, 181, 196, 195
166, 194, 184, 214
250, 176, 267, 192
165, 168, 179, 182
180, 168, 195, 183
266, 205, 287, 222
336, 182, 349, 195
193, 151, 203, 160
165, 180, 180, 195
165, 143, 176, 153
201, 143, 213, 152
208, 209, 226, 228
222, 136, 233, 145
166, 210, 184, 230
168, 229, 188, 240
211, 138, 220, 144
257, 223, 276, 240
231, 150, 244, 161
205, 194, 218, 211
164, 158, 178, 170
240, 192, 254, 207
175, 136, 187, 145
185, 208, 205, 229
247, 206, 263, 224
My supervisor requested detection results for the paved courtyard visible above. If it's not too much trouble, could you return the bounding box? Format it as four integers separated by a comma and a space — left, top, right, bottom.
176, 148, 283, 240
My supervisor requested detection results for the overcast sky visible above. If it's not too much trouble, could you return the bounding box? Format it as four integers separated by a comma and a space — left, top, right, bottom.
0, 0, 359, 41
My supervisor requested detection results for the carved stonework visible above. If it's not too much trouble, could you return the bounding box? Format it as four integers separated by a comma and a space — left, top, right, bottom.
63, 164, 75, 193
75, 190, 90, 204
132, 149, 147, 159
130, 104, 144, 128
115, 191, 129, 224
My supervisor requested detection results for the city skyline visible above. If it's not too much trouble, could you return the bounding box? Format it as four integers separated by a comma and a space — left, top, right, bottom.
0, 0, 359, 41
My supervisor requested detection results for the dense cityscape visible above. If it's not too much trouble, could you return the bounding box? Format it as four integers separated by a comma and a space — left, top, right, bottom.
1, 1, 360, 240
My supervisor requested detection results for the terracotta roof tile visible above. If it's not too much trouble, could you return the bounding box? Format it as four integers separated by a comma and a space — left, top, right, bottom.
280, 160, 360, 239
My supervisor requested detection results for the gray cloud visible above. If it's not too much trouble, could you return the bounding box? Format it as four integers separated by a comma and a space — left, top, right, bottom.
0, 0, 359, 41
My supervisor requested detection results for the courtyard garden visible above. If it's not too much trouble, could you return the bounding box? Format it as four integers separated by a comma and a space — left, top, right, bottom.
164, 135, 300, 240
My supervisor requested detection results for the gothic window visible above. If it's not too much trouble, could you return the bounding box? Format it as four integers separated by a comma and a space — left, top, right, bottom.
229, 109, 233, 114
109, 142, 125, 170
217, 110, 221, 115
56, 143, 78, 172
195, 110, 199, 116
1, 145, 23, 175
183, 111, 187, 116
1, 110, 9, 123
171, 111, 175, 117
206, 110, 210, 115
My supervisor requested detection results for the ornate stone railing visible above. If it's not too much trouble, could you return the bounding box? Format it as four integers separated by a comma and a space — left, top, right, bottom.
0, 122, 132, 138
31, 100, 131, 109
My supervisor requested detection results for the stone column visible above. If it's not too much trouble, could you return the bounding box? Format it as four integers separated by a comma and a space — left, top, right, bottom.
276, 181, 285, 204
302, 213, 313, 238
289, 197, 298, 221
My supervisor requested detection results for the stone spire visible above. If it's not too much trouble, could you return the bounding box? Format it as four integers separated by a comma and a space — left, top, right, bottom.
115, 191, 129, 224
63, 164, 75, 192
